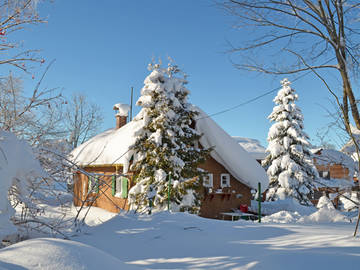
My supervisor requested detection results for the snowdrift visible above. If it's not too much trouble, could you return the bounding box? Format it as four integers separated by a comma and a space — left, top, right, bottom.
0, 238, 140, 270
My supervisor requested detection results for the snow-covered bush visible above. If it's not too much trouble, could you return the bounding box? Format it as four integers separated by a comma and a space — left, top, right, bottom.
317, 195, 335, 210
262, 78, 318, 205
339, 191, 359, 211
0, 131, 43, 241
128, 61, 211, 213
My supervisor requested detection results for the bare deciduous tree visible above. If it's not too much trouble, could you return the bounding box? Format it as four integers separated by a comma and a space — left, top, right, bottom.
220, 0, 360, 235
0, 0, 46, 72
221, 0, 360, 130
63, 93, 103, 149
0, 71, 64, 145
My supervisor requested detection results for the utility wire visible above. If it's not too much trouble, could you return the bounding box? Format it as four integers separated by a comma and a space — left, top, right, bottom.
196, 57, 337, 120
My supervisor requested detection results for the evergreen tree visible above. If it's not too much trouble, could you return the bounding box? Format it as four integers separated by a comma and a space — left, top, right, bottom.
128, 62, 210, 213
262, 78, 318, 205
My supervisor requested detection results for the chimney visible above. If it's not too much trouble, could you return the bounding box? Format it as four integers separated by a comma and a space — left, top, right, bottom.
113, 103, 130, 129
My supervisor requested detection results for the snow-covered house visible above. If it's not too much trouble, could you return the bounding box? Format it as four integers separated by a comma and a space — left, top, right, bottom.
70, 105, 268, 219
232, 137, 266, 163
312, 148, 356, 181
311, 148, 356, 208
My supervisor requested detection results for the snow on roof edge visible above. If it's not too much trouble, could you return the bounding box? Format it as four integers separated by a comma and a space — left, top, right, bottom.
195, 107, 269, 190
70, 107, 269, 190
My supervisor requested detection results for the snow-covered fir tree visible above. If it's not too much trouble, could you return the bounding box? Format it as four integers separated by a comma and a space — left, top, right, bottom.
128, 62, 211, 213
262, 78, 318, 206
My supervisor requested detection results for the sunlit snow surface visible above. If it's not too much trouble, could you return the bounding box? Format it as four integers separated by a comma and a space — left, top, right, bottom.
1, 209, 359, 269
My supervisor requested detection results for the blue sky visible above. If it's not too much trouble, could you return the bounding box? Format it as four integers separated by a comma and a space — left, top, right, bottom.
11, 0, 343, 148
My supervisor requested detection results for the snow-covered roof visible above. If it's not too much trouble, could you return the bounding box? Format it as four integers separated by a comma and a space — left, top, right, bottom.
69, 108, 269, 190
195, 108, 268, 190
232, 136, 267, 160
311, 148, 356, 177
314, 178, 354, 189
69, 120, 143, 173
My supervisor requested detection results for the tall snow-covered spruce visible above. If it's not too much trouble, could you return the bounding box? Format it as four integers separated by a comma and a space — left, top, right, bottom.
262, 79, 318, 206
128, 62, 211, 213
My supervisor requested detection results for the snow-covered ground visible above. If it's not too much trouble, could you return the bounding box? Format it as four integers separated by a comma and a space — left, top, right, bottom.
0, 208, 359, 269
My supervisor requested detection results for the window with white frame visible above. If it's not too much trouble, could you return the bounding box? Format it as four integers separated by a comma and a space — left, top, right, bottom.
112, 176, 129, 198
203, 173, 213, 188
220, 173, 230, 188
319, 171, 330, 179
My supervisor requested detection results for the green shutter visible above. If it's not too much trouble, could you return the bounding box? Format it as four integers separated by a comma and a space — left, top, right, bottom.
95, 177, 99, 193
112, 175, 116, 196
121, 177, 128, 198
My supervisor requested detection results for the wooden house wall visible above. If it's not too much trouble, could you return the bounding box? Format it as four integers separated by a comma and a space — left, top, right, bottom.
73, 157, 253, 219
313, 159, 351, 180
198, 156, 252, 219
73, 166, 132, 213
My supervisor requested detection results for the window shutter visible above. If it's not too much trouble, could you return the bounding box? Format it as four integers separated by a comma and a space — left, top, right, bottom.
112, 175, 116, 196
121, 177, 128, 198
95, 177, 99, 193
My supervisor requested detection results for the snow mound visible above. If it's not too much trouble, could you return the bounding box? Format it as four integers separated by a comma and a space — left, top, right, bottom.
262, 210, 301, 223
0, 238, 140, 270
258, 198, 350, 224
299, 208, 349, 223
262, 208, 350, 224
317, 195, 335, 209
0, 131, 43, 240
71, 206, 117, 227
251, 198, 315, 216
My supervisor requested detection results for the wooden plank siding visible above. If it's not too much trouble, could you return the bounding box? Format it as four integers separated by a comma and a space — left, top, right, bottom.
73, 157, 253, 219
314, 162, 351, 180
73, 166, 133, 213
198, 156, 252, 219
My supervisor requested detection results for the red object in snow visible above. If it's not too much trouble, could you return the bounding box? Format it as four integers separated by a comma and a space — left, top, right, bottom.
240, 204, 248, 213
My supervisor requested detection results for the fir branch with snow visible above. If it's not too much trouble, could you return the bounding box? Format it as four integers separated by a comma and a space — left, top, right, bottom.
262, 79, 318, 206
128, 62, 211, 213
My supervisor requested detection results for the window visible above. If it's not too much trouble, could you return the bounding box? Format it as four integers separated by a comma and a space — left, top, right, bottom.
112, 176, 129, 198
88, 176, 99, 193
203, 173, 213, 188
220, 173, 230, 188
320, 171, 330, 179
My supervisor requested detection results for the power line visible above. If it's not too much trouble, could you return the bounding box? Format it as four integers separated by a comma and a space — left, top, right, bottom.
196, 57, 336, 120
